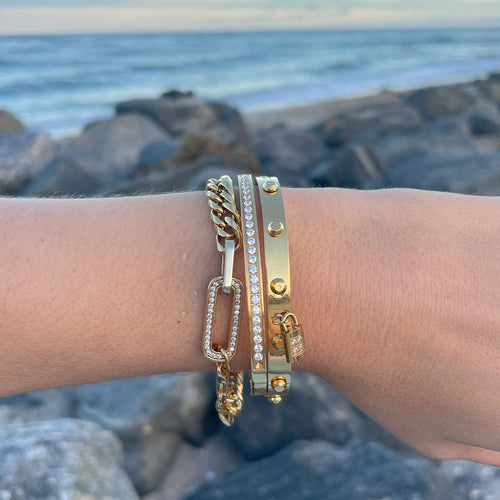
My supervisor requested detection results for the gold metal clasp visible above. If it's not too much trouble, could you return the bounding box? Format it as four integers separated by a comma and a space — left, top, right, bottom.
273, 311, 305, 363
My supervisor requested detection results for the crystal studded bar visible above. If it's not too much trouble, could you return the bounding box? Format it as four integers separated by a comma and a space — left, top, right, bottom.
237, 174, 268, 396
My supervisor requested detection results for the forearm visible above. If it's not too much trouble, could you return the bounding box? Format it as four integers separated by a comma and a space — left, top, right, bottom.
0, 187, 354, 396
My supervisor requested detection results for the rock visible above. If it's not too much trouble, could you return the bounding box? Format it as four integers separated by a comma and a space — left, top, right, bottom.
468, 105, 500, 136
21, 156, 103, 197
185, 439, 434, 500
0, 130, 55, 194
72, 373, 214, 494
406, 85, 476, 120
250, 124, 327, 185
310, 137, 388, 188
58, 113, 169, 183
225, 371, 371, 461
0, 418, 138, 499
436, 459, 500, 499
116, 96, 249, 147
143, 432, 247, 500
0, 110, 24, 134
0, 388, 72, 425
313, 102, 422, 149
369, 150, 500, 194
137, 139, 181, 174
374, 117, 476, 172
161, 89, 194, 99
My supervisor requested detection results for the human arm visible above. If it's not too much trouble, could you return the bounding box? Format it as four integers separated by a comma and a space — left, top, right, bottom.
0, 187, 498, 465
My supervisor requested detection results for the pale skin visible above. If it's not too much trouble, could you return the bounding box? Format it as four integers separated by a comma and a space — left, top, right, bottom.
0, 187, 498, 466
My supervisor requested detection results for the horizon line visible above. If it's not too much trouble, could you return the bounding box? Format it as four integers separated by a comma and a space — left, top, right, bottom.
2, 24, 500, 37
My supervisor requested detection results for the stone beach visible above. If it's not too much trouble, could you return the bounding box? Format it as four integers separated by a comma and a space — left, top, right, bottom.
0, 75, 500, 499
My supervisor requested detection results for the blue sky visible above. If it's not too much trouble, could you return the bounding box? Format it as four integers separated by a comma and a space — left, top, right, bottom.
0, 1, 499, 34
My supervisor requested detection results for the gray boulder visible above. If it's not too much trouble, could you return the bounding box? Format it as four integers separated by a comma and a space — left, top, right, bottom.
436, 459, 500, 499
406, 85, 476, 120
369, 150, 500, 194
58, 113, 169, 183
224, 371, 401, 461
0, 110, 24, 134
374, 117, 476, 171
0, 418, 138, 499
313, 102, 422, 149
251, 124, 327, 184
137, 139, 181, 174
0, 130, 55, 194
0, 388, 73, 425
21, 156, 103, 197
116, 96, 248, 147
185, 439, 434, 500
468, 104, 500, 136
72, 373, 213, 493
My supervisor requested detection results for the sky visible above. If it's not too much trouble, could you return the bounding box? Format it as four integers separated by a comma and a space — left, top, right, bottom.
0, 0, 499, 35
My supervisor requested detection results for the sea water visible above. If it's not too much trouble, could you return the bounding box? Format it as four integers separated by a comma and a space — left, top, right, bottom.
0, 28, 499, 137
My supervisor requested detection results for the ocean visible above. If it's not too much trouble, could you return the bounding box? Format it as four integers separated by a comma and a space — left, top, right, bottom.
1, 29, 500, 138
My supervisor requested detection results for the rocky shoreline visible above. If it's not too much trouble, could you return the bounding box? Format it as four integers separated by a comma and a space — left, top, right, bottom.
0, 76, 500, 499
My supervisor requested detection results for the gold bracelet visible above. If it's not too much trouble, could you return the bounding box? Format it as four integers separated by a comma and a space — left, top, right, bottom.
237, 174, 267, 396
255, 176, 305, 404
203, 175, 244, 426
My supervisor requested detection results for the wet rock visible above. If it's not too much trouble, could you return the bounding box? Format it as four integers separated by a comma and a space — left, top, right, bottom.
72, 373, 213, 494
0, 110, 24, 134
161, 89, 194, 99
224, 372, 367, 461
185, 439, 434, 500
116, 96, 248, 147
0, 388, 72, 425
21, 156, 103, 197
406, 85, 476, 120
0, 418, 138, 499
313, 102, 421, 149
251, 124, 327, 185
58, 113, 169, 183
0, 130, 55, 194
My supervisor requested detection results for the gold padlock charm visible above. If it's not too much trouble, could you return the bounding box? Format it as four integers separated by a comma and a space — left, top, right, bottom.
276, 312, 305, 363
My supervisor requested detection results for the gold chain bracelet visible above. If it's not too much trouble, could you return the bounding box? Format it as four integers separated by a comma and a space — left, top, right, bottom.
203, 175, 244, 426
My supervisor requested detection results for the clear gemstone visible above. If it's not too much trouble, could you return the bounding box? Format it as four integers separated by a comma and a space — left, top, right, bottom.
234, 304, 240, 311
253, 325, 262, 334
244, 206, 252, 213
246, 221, 254, 228
252, 315, 261, 323
249, 265, 257, 274
254, 344, 263, 353
248, 237, 256, 245
235, 293, 241, 300
244, 200, 252, 207
250, 274, 258, 284
251, 295, 260, 304
232, 325, 238, 331
246, 229, 255, 237
252, 305, 261, 314
244, 213, 253, 221
248, 255, 257, 264
254, 352, 263, 361
243, 194, 251, 201
234, 281, 240, 288
207, 313, 213, 319
209, 291, 215, 298
230, 341, 236, 347
253, 334, 263, 343
248, 246, 256, 254
251, 284, 259, 294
